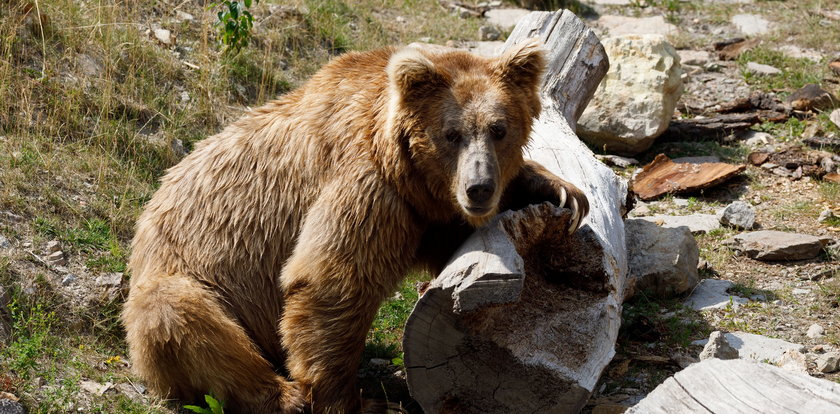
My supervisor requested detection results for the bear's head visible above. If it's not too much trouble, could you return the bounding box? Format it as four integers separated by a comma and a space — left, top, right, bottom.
387, 39, 545, 226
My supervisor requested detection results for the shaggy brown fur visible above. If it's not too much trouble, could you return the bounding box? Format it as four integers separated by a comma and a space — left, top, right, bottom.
122, 39, 588, 414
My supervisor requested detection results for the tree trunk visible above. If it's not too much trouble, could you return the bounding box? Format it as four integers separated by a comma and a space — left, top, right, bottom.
403, 10, 629, 414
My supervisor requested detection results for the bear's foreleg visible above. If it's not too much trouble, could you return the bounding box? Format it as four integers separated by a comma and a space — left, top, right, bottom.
501, 160, 590, 232
280, 177, 420, 414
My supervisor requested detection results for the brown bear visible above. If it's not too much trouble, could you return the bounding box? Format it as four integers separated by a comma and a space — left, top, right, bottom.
121, 39, 588, 414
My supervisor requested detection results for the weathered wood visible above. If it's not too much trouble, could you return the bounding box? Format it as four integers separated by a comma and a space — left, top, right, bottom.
403, 10, 628, 414
627, 358, 840, 414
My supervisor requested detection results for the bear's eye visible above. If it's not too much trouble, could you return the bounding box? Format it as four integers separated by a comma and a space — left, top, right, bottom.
489, 124, 506, 141
445, 130, 462, 144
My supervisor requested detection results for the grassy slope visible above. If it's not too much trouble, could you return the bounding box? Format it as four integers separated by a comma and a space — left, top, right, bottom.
0, 1, 478, 412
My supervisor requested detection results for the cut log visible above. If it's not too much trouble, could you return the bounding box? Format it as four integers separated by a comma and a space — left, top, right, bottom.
627, 358, 840, 413
403, 10, 628, 414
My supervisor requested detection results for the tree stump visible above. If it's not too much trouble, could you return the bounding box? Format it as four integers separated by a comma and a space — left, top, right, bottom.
403, 10, 629, 414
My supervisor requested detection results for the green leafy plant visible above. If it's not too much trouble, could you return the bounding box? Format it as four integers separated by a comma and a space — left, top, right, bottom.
184, 394, 225, 414
211, 0, 259, 55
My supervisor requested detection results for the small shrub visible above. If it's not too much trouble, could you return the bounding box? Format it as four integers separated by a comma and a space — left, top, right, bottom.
211, 0, 259, 55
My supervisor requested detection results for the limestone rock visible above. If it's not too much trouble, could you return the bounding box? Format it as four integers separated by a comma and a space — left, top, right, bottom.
625, 218, 699, 298
725, 230, 825, 261
719, 201, 756, 230
816, 352, 840, 373
478, 25, 500, 41
806, 323, 825, 338
578, 35, 683, 155
484, 8, 529, 30
746, 61, 781, 76
699, 331, 739, 360
684, 279, 748, 311
677, 50, 711, 66
636, 214, 720, 234
596, 15, 678, 36
731, 14, 772, 36
777, 349, 808, 373
95, 272, 124, 287
153, 28, 174, 45
725, 332, 805, 364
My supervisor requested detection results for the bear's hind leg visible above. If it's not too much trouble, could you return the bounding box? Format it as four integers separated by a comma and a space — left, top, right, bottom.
122, 274, 304, 414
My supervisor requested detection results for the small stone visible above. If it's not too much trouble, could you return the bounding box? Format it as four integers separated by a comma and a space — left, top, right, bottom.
777, 349, 808, 373
395, 16, 406, 24
153, 28, 174, 46
776, 45, 822, 62
746, 62, 782, 76
816, 352, 840, 373
3, 211, 24, 223
478, 25, 500, 41
740, 131, 774, 148
719, 201, 756, 230
699, 331, 739, 360
792, 288, 811, 295
830, 108, 840, 130
61, 274, 77, 286
636, 214, 720, 234
818, 209, 836, 223
45, 250, 66, 266
176, 11, 194, 22
806, 323, 825, 338
95, 272, 124, 287
677, 50, 712, 66
45, 240, 61, 254
0, 235, 10, 249
731, 14, 772, 36
80, 380, 111, 396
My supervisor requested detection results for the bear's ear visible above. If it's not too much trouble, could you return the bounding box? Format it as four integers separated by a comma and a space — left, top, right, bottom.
387, 47, 448, 99
494, 38, 545, 92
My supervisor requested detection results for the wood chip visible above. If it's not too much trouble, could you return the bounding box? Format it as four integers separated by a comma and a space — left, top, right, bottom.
631, 154, 746, 200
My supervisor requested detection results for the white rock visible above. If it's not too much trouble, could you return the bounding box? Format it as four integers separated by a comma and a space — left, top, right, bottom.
807, 323, 825, 338
684, 279, 749, 311
484, 8, 530, 30
677, 50, 712, 66
61, 274, 77, 286
731, 14, 772, 36
153, 28, 173, 45
597, 15, 679, 36
636, 214, 720, 234
45, 251, 65, 266
830, 108, 840, 130
80, 380, 112, 396
746, 61, 782, 76
176, 11, 195, 22
739, 130, 774, 148
0, 235, 10, 249
816, 352, 840, 373
818, 209, 836, 223
699, 331, 739, 360
724, 331, 805, 364
719, 201, 756, 230
776, 45, 822, 62
95, 272, 124, 287
626, 218, 699, 298
577, 35, 683, 155
777, 349, 808, 373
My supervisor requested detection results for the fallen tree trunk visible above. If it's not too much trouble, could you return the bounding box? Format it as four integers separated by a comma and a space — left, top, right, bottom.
403, 10, 629, 414
627, 358, 840, 413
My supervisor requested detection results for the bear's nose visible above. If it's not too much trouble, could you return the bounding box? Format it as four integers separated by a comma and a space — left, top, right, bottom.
466, 182, 494, 204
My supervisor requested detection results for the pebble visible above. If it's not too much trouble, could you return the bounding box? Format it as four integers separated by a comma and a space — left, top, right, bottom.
61, 274, 77, 286
818, 209, 836, 223
478, 25, 501, 41
746, 62, 782, 76
153, 28, 173, 45
719, 201, 756, 230
816, 352, 840, 373
0, 235, 10, 249
806, 323, 825, 338
95, 273, 124, 287
45, 240, 61, 254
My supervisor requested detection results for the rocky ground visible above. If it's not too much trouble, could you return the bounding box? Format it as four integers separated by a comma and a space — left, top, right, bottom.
1, 0, 839, 413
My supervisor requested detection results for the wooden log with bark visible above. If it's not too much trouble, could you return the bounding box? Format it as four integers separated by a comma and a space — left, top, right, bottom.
402, 10, 629, 414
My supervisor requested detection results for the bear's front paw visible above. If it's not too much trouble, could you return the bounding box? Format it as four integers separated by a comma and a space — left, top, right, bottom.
553, 179, 589, 235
